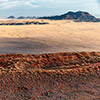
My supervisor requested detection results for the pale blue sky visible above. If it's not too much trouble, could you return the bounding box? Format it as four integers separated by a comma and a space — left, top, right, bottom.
0, 0, 100, 17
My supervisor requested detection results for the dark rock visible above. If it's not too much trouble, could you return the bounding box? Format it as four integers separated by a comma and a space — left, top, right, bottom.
8, 16, 16, 19
26, 16, 36, 19
17, 16, 26, 19
38, 11, 100, 22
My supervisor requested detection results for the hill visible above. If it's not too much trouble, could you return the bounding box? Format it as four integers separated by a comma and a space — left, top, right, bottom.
39, 11, 100, 22
0, 52, 100, 99
8, 16, 16, 19
7, 11, 100, 22
7, 16, 36, 19
17, 16, 26, 19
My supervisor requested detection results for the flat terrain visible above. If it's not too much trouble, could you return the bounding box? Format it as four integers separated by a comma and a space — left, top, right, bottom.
0, 19, 100, 54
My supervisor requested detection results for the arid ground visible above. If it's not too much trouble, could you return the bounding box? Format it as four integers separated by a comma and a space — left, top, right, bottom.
0, 52, 100, 100
0, 19, 100, 54
0, 20, 100, 100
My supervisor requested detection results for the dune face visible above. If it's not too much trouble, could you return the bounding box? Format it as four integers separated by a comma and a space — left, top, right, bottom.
0, 20, 100, 54
0, 52, 100, 99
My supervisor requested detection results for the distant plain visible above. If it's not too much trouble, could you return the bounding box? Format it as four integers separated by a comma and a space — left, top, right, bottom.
0, 19, 100, 54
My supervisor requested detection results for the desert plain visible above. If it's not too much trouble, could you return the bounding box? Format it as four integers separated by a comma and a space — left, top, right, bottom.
0, 19, 100, 54
0, 19, 100, 100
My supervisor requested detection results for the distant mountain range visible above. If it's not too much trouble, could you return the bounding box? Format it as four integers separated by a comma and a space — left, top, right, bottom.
8, 16, 36, 19
7, 11, 100, 22
38, 11, 100, 22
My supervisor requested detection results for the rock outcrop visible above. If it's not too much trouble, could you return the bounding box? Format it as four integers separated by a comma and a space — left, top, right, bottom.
8, 16, 16, 19
39, 11, 100, 22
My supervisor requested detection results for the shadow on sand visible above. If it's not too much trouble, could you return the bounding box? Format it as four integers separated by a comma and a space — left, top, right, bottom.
0, 37, 98, 54
0, 38, 51, 54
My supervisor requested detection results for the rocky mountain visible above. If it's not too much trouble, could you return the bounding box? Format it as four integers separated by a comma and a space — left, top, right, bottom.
7, 16, 36, 19
26, 16, 36, 19
39, 11, 100, 22
7, 11, 100, 22
8, 16, 16, 19
17, 16, 26, 19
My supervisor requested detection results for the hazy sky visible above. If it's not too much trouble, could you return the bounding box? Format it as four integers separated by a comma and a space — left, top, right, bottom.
0, 0, 100, 17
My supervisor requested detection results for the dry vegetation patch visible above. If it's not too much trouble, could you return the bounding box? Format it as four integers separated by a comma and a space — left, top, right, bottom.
0, 19, 49, 25
0, 52, 100, 99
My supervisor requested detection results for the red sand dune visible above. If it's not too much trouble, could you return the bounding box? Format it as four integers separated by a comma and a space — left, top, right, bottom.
0, 52, 100, 100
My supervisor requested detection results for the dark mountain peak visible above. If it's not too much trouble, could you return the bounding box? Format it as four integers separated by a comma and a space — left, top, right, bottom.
75, 11, 93, 17
66, 11, 74, 15
76, 11, 85, 14
26, 16, 36, 19
8, 16, 16, 19
63, 11, 96, 21
39, 11, 100, 22
7, 15, 36, 19
17, 16, 26, 19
